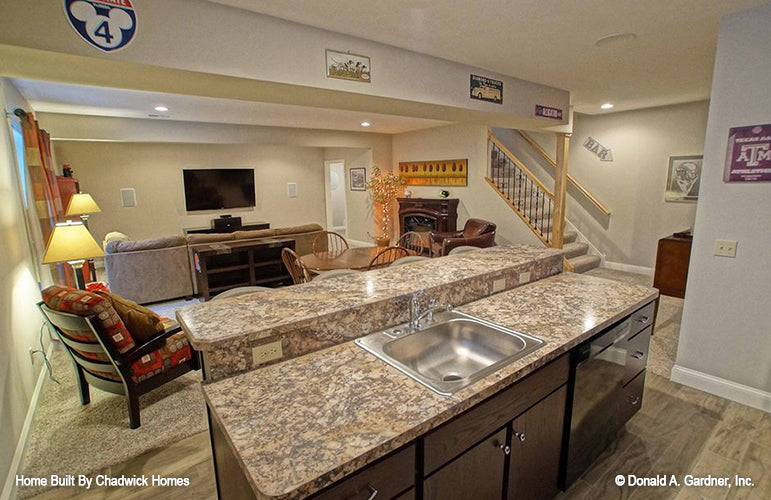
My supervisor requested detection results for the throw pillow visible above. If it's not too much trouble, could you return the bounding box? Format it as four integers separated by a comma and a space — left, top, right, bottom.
95, 290, 165, 344
102, 231, 130, 250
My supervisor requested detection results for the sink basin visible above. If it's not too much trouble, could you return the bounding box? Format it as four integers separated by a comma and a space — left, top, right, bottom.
355, 311, 544, 395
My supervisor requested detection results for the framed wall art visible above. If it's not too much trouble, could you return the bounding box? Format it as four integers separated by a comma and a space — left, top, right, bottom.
349, 168, 367, 191
326, 50, 371, 83
665, 155, 702, 202
398, 159, 468, 186
723, 123, 771, 182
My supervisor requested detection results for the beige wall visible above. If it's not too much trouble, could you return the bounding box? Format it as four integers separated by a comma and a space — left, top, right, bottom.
392, 123, 543, 247
53, 142, 330, 243
675, 4, 771, 404
566, 102, 707, 268
0, 79, 49, 495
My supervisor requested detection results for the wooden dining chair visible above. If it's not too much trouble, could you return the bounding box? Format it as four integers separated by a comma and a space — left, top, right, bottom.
312, 231, 349, 257
397, 231, 426, 255
367, 246, 409, 270
282, 247, 312, 284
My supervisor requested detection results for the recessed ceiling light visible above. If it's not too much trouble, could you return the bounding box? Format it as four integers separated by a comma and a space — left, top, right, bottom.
601, 103, 614, 110
360, 121, 371, 127
594, 33, 637, 47
154, 106, 169, 112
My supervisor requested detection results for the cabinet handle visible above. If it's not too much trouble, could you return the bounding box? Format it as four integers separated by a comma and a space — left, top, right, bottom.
366, 485, 378, 500
499, 444, 511, 455
636, 315, 650, 323
514, 432, 526, 442
628, 395, 640, 406
631, 351, 645, 359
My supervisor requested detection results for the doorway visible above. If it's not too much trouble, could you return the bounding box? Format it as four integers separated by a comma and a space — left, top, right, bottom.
324, 160, 348, 237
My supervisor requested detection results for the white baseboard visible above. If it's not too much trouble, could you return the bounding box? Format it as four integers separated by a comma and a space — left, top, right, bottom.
671, 365, 771, 413
602, 261, 654, 277
1, 343, 54, 500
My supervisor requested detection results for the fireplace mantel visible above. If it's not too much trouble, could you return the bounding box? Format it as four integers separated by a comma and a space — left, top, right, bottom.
397, 198, 459, 237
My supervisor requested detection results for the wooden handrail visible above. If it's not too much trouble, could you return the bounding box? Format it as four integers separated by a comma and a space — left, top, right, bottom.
488, 132, 554, 200
516, 130, 611, 216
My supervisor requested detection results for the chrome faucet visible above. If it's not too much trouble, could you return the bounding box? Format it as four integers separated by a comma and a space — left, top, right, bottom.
409, 292, 453, 332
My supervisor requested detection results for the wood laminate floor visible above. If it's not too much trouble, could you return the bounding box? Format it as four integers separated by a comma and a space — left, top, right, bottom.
28, 269, 769, 500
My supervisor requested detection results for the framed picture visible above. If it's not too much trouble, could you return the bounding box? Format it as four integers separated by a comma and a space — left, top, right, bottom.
469, 74, 503, 104
326, 49, 371, 83
350, 168, 367, 191
665, 155, 702, 202
398, 159, 468, 186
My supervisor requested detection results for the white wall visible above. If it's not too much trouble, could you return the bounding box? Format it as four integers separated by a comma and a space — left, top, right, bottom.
392, 123, 543, 247
53, 142, 328, 243
674, 4, 771, 407
0, 79, 49, 496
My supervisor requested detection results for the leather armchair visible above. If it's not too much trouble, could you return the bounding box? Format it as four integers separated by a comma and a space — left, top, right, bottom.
430, 218, 497, 257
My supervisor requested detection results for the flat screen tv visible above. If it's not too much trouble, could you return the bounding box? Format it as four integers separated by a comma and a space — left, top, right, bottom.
183, 168, 256, 211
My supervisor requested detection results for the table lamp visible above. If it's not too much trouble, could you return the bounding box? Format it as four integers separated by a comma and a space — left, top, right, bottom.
65, 193, 101, 226
43, 221, 105, 289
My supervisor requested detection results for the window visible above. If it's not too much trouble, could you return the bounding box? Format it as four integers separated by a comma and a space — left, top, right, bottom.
10, 119, 28, 208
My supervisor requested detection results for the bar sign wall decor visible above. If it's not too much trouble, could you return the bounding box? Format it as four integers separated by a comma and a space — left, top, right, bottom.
535, 105, 563, 120
470, 75, 503, 104
724, 124, 771, 182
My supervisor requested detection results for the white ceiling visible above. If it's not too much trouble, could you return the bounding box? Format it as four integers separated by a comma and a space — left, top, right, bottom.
11, 78, 450, 135
209, 0, 766, 113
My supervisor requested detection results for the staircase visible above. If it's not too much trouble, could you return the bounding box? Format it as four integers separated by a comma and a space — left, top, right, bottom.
487, 132, 602, 273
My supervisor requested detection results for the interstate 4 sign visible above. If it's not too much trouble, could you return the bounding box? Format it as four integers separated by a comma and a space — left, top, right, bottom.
64, 0, 137, 52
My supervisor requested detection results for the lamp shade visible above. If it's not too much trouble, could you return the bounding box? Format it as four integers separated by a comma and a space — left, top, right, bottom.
42, 222, 105, 264
65, 193, 101, 216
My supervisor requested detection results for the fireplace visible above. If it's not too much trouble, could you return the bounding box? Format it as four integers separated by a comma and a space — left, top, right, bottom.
398, 198, 459, 242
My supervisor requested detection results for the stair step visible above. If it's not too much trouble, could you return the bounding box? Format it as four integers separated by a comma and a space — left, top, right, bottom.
561, 242, 589, 259
564, 230, 578, 244
568, 254, 601, 274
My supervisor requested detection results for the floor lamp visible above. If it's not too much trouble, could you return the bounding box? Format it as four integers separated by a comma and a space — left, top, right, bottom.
42, 221, 105, 289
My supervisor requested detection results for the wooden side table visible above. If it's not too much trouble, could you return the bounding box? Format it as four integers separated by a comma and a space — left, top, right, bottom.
192, 238, 294, 301
653, 233, 693, 298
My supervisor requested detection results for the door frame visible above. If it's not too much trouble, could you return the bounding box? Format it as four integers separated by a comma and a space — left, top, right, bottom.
323, 160, 348, 235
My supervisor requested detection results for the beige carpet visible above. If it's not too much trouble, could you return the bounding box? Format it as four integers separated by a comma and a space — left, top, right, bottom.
18, 349, 207, 499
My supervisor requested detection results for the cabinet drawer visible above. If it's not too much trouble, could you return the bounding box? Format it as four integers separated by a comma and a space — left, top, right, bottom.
623, 326, 651, 385
630, 302, 654, 335
312, 444, 414, 500
618, 369, 645, 425
423, 354, 568, 475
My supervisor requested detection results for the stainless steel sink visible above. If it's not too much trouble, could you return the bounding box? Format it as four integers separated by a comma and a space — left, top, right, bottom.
355, 311, 545, 395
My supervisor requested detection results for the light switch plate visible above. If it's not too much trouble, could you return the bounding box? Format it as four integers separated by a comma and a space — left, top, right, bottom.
492, 278, 506, 293
286, 182, 297, 198
714, 239, 737, 258
519, 271, 531, 284
252, 340, 283, 366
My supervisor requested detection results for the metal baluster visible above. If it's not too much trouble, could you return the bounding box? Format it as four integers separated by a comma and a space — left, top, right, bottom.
546, 198, 552, 244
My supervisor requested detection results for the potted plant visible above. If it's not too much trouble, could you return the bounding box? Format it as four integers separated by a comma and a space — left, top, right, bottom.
366, 166, 404, 246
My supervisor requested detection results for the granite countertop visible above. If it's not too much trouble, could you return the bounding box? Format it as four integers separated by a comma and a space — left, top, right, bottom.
178, 245, 560, 349
202, 272, 658, 500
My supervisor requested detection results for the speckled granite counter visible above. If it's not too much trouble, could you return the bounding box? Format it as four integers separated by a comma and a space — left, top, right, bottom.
203, 272, 658, 499
178, 245, 563, 380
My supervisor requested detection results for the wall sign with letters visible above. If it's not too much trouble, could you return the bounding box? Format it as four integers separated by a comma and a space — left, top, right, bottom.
64, 0, 137, 52
535, 105, 563, 120
724, 124, 771, 182
583, 137, 613, 162
470, 75, 503, 104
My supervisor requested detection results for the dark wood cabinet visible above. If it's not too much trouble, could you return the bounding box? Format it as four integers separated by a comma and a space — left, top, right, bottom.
424, 428, 507, 500
508, 386, 567, 500
653, 233, 693, 298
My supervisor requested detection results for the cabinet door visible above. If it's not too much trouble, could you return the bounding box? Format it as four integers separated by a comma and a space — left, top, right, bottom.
424, 428, 507, 500
508, 385, 567, 500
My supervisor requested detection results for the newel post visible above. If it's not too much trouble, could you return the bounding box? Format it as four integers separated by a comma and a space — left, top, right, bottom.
551, 133, 571, 248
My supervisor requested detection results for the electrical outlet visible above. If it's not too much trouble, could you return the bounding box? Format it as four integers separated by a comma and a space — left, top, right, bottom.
492, 278, 506, 293
252, 340, 283, 366
519, 271, 531, 284
714, 239, 738, 258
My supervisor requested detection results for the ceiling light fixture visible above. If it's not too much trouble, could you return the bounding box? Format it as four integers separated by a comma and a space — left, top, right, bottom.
594, 33, 637, 47
360, 121, 371, 127
601, 103, 614, 110
154, 106, 169, 112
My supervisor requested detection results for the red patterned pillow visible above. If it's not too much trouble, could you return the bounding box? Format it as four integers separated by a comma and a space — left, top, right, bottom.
42, 285, 135, 354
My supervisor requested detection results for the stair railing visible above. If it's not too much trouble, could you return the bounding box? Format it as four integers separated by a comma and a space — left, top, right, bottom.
516, 130, 611, 217
487, 132, 554, 246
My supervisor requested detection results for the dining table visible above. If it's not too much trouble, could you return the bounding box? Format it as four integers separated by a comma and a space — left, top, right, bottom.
299, 246, 408, 272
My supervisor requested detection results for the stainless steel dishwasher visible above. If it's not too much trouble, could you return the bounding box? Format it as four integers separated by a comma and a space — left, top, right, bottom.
561, 302, 654, 489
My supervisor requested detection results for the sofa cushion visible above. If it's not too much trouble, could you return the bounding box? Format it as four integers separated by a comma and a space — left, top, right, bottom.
186, 233, 236, 244
102, 231, 130, 250
42, 285, 136, 355
95, 290, 164, 343
232, 229, 277, 240
106, 235, 186, 254
129, 331, 192, 383
274, 223, 324, 236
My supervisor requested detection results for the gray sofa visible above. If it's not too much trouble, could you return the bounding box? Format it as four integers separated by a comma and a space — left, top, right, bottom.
104, 224, 324, 304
